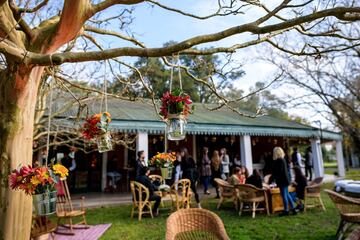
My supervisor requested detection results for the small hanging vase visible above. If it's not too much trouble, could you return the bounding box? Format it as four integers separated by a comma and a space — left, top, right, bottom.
161, 167, 173, 180
33, 190, 57, 216
96, 131, 113, 153
166, 114, 186, 141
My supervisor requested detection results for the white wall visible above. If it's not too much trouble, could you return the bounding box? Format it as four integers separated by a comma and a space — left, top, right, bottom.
136, 131, 149, 166
336, 140, 346, 177
240, 135, 253, 174
311, 138, 324, 178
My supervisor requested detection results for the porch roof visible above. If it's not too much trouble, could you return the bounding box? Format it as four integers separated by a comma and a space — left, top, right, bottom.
56, 98, 342, 140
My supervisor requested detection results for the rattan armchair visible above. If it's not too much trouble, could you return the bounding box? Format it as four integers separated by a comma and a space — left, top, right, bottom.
166, 208, 230, 240
214, 178, 237, 210
169, 179, 192, 210
235, 184, 270, 218
325, 189, 360, 240
304, 177, 326, 212
130, 181, 154, 221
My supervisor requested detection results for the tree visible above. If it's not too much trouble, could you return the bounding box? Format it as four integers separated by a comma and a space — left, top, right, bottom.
0, 0, 359, 239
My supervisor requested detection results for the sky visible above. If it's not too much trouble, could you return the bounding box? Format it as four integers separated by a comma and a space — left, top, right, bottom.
70, 0, 334, 129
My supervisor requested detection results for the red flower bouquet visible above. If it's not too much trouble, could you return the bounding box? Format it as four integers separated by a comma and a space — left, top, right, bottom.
82, 112, 111, 140
160, 88, 194, 120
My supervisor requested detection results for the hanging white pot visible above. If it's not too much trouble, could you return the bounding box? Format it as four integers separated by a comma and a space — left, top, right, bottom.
166, 114, 186, 141
96, 131, 113, 153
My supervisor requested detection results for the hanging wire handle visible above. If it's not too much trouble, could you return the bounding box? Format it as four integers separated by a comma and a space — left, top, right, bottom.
45, 55, 55, 166
100, 60, 108, 113
169, 53, 183, 92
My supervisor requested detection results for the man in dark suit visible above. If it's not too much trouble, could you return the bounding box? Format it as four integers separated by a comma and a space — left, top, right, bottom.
135, 150, 147, 177
135, 167, 161, 216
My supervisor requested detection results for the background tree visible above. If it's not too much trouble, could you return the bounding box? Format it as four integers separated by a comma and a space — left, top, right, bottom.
0, 0, 359, 239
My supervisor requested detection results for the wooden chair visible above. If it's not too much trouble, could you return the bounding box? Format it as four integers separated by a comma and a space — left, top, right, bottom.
235, 184, 270, 218
325, 189, 360, 240
214, 178, 237, 210
166, 208, 230, 240
169, 179, 192, 210
56, 177, 88, 235
304, 177, 326, 212
130, 181, 154, 221
149, 174, 166, 207
31, 216, 57, 240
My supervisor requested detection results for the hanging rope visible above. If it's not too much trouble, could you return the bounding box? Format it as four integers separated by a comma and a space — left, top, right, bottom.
169, 54, 183, 92
45, 55, 55, 166
100, 60, 108, 113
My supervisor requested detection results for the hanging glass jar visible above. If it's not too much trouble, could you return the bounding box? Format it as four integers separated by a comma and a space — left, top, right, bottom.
166, 114, 186, 141
96, 131, 113, 153
33, 190, 57, 216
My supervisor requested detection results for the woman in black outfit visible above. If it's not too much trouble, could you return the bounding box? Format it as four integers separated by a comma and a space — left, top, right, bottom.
271, 147, 297, 216
180, 147, 201, 208
293, 166, 308, 211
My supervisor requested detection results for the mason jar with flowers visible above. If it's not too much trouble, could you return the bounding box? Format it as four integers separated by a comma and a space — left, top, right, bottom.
150, 152, 177, 181
82, 112, 112, 152
160, 88, 194, 141
9, 164, 69, 216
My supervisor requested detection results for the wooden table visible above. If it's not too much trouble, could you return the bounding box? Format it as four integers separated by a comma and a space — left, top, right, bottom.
269, 186, 296, 213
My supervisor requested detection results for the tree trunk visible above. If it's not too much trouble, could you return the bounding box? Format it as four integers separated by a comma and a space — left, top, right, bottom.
0, 65, 43, 240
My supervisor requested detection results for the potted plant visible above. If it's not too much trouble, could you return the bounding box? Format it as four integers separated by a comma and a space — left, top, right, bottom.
9, 164, 69, 216
150, 152, 177, 180
82, 112, 113, 152
160, 88, 194, 140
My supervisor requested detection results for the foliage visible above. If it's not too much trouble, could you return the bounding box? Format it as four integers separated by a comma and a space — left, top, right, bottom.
150, 152, 177, 168
8, 164, 68, 195
82, 112, 111, 140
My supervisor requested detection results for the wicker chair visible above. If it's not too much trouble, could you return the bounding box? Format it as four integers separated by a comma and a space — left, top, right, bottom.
325, 189, 360, 240
56, 177, 88, 235
235, 184, 270, 218
166, 208, 230, 240
169, 179, 192, 210
304, 177, 326, 212
130, 181, 154, 221
214, 178, 237, 210
346, 226, 360, 240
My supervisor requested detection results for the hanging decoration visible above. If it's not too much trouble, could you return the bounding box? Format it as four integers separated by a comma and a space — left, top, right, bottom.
9, 164, 68, 216
161, 56, 194, 141
150, 152, 176, 180
82, 60, 113, 152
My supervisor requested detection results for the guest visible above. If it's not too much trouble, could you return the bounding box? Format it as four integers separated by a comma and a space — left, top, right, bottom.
135, 167, 161, 216
174, 151, 182, 190
228, 167, 242, 185
201, 147, 211, 195
292, 166, 308, 211
291, 147, 302, 167
211, 150, 222, 198
263, 152, 273, 176
271, 147, 297, 216
304, 147, 313, 181
220, 148, 230, 179
180, 147, 201, 208
135, 150, 147, 177
246, 169, 263, 189
233, 154, 242, 168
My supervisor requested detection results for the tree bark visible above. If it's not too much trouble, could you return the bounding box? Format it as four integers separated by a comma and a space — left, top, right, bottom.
0, 65, 43, 240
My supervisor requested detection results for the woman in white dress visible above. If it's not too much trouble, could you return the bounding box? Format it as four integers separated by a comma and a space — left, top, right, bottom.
220, 148, 230, 179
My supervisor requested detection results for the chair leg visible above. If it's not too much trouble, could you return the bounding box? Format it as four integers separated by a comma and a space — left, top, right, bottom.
138, 204, 143, 221
335, 219, 345, 239
69, 218, 73, 233
318, 197, 326, 211
217, 197, 223, 210
252, 202, 256, 218
265, 200, 270, 216
149, 203, 154, 219
239, 202, 243, 216
304, 198, 307, 212
131, 206, 135, 219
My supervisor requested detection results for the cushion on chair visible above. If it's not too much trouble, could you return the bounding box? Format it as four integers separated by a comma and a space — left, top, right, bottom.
335, 180, 355, 192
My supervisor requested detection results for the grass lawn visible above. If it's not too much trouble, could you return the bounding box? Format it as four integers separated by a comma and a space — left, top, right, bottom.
85, 183, 343, 240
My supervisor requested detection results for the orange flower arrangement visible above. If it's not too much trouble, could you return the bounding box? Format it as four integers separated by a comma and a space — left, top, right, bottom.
82, 112, 111, 140
150, 152, 177, 168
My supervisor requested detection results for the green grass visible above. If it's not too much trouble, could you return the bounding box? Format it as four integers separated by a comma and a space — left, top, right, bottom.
84, 186, 342, 240
324, 162, 338, 168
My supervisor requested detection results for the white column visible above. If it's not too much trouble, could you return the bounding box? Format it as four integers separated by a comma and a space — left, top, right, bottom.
336, 140, 346, 177
192, 135, 196, 160
240, 135, 253, 174
136, 131, 149, 166
101, 152, 108, 192
311, 138, 324, 178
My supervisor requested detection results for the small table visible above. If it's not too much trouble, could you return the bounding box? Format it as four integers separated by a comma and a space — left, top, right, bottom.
269, 186, 296, 213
